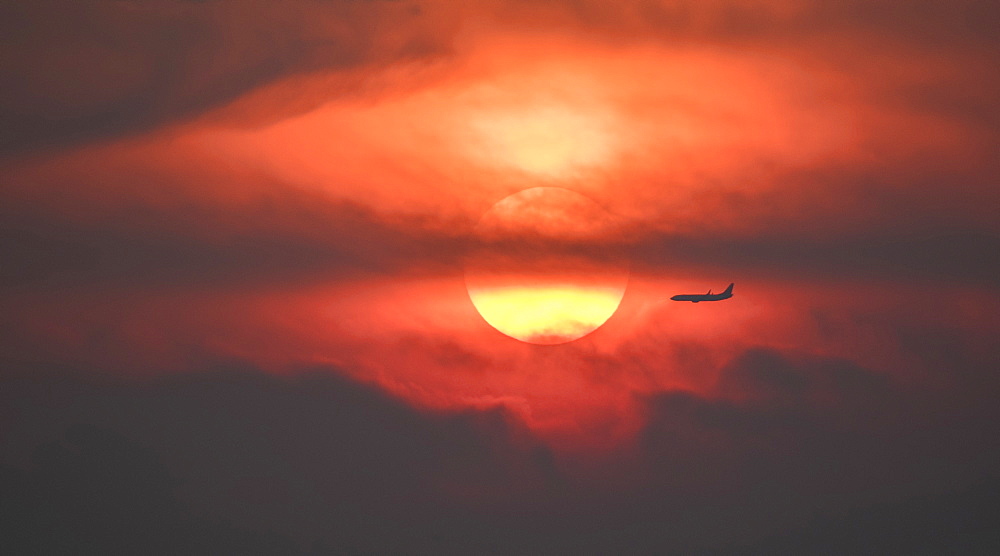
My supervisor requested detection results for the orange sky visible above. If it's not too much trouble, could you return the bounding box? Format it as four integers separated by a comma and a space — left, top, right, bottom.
2, 0, 998, 452
3, 3, 1000, 552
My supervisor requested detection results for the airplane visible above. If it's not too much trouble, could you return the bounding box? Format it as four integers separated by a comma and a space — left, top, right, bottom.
670, 283, 734, 303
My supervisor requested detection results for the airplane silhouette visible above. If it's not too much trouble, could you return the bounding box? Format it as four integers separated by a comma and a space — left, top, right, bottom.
670, 283, 734, 303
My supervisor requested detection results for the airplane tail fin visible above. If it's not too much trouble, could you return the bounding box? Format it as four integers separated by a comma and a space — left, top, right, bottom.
723, 283, 734, 295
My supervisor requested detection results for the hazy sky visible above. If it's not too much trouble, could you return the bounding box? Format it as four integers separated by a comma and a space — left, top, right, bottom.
2, 1, 999, 553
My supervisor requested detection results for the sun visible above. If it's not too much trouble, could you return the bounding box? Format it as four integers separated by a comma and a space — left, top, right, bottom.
465, 188, 629, 345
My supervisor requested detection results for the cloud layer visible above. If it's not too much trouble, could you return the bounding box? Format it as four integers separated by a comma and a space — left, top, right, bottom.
2, 1, 999, 552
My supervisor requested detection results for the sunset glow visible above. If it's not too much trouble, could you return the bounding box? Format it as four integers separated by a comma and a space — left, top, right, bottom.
3, 1, 998, 552
470, 102, 616, 177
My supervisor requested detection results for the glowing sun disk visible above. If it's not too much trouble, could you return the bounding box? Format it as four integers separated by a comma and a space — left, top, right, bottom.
468, 286, 624, 345
465, 188, 629, 345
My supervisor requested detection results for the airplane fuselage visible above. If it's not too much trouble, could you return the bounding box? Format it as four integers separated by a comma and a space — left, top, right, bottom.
670, 283, 734, 303
669, 293, 732, 303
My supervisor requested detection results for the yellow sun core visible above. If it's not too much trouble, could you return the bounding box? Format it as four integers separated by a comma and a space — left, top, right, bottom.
465, 187, 629, 345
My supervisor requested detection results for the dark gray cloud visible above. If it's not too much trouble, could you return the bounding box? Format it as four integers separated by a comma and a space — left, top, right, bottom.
3, 341, 999, 553
0, 364, 561, 554
630, 345, 1000, 551
511, 0, 1000, 46
3, 180, 997, 292
633, 229, 1000, 287
1, 424, 308, 554
0, 0, 452, 157
0, 186, 469, 290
